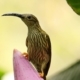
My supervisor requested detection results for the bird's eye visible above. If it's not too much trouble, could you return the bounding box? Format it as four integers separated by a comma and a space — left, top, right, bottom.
27, 16, 31, 19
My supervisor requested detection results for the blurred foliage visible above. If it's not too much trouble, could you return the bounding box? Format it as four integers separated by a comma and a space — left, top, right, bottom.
48, 60, 80, 80
66, 0, 80, 15
0, 69, 6, 79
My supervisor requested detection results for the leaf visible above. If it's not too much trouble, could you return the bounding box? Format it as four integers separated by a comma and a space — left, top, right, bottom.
13, 49, 43, 80
0, 69, 6, 80
66, 0, 80, 15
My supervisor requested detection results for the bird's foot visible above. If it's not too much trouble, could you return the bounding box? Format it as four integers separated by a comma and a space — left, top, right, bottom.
22, 52, 29, 60
39, 72, 44, 78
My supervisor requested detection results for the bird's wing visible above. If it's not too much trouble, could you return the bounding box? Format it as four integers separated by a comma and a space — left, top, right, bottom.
43, 34, 51, 76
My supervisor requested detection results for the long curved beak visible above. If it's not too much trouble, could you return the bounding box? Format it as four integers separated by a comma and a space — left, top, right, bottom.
2, 13, 24, 19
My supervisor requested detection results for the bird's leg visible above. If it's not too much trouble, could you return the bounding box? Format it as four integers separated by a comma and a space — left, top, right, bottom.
39, 71, 44, 78
36, 65, 44, 78
22, 52, 29, 60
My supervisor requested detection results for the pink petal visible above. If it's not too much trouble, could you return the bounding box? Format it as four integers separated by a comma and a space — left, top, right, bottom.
13, 49, 43, 80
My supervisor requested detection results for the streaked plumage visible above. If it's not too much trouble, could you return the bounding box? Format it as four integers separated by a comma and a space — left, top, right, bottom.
2, 13, 51, 80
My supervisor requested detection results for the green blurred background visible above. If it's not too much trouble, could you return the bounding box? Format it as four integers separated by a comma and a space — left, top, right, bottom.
0, 0, 80, 79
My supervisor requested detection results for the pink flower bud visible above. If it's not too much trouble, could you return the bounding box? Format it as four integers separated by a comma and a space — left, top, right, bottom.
13, 49, 43, 80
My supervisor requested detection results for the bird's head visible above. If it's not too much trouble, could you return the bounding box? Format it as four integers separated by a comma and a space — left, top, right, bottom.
2, 13, 39, 28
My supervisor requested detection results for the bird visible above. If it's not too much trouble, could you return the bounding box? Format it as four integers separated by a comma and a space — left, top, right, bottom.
2, 13, 51, 80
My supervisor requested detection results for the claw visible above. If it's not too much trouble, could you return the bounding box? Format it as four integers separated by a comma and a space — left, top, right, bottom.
39, 72, 44, 78
22, 52, 29, 60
